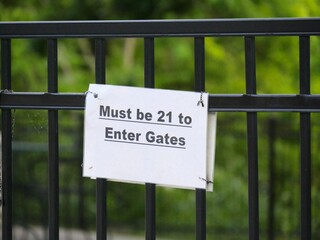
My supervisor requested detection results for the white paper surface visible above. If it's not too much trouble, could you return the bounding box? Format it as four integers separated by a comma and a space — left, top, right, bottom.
206, 112, 217, 191
83, 84, 214, 190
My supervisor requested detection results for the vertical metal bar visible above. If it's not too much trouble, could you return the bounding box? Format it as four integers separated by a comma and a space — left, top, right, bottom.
95, 38, 107, 240
144, 38, 155, 89
77, 115, 85, 229
48, 38, 59, 240
194, 37, 205, 92
145, 183, 155, 240
144, 37, 156, 240
245, 36, 259, 240
299, 36, 311, 240
194, 37, 206, 240
96, 178, 107, 240
1, 38, 13, 240
267, 119, 275, 240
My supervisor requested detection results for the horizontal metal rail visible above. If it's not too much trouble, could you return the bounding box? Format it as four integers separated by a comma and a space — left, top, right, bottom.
0, 92, 320, 112
1, 18, 320, 38
0, 92, 85, 110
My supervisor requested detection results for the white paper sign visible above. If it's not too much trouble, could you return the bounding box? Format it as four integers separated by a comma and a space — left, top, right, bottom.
83, 84, 215, 190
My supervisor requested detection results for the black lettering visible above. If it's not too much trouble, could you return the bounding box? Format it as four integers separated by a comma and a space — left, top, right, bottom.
100, 106, 132, 119
184, 116, 192, 125
100, 105, 110, 117
105, 127, 141, 141
119, 109, 126, 118
146, 131, 185, 147
156, 135, 164, 144
170, 136, 178, 145
179, 137, 185, 146
137, 108, 144, 120
127, 108, 132, 119
146, 131, 155, 143
111, 109, 118, 118
114, 130, 121, 139
105, 127, 113, 139
145, 112, 152, 121
157, 111, 165, 122
122, 129, 128, 140
164, 133, 170, 144
127, 132, 134, 141
178, 113, 192, 125
178, 113, 183, 124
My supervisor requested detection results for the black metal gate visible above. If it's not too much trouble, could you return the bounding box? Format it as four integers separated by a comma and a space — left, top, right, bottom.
1, 18, 320, 240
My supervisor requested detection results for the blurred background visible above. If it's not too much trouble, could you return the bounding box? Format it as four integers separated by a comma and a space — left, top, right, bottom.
1, 0, 320, 239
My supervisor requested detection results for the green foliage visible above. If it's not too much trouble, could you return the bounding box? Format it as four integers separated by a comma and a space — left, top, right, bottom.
2, 1, 320, 239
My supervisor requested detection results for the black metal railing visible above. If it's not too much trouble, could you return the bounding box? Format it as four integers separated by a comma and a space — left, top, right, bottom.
1, 18, 320, 240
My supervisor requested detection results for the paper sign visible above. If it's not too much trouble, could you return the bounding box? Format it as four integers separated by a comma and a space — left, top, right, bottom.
83, 84, 215, 190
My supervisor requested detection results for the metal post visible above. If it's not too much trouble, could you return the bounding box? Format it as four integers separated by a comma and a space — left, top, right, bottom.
144, 37, 156, 240
267, 119, 275, 240
194, 37, 206, 240
48, 38, 59, 240
77, 115, 85, 229
95, 38, 107, 240
1, 38, 13, 240
245, 36, 259, 240
299, 36, 311, 240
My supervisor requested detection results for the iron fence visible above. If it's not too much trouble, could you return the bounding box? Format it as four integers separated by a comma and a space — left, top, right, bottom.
1, 18, 320, 240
